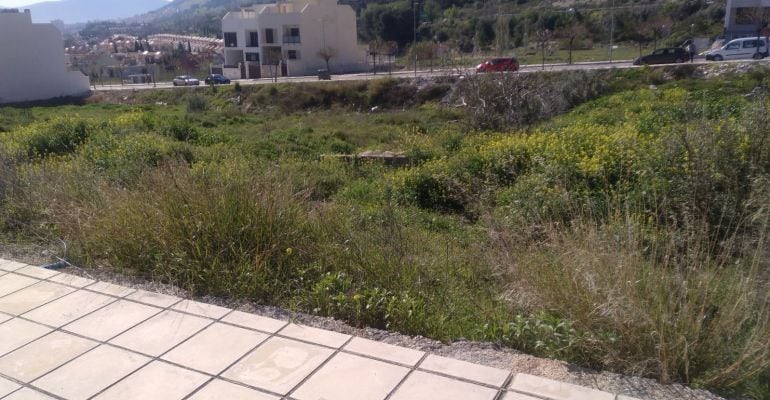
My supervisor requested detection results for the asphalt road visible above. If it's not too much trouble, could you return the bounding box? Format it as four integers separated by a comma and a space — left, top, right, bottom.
88, 58, 739, 92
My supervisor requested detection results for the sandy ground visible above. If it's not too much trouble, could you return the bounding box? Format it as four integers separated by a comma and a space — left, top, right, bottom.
0, 244, 724, 400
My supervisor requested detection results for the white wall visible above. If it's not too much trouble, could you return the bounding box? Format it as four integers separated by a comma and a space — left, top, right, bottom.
0, 10, 90, 104
222, 0, 368, 77
725, 0, 770, 33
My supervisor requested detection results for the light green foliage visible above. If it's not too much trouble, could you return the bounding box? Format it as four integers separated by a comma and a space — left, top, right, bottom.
0, 71, 769, 398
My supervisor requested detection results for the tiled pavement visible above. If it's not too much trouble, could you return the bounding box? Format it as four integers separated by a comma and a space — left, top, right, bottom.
0, 258, 640, 400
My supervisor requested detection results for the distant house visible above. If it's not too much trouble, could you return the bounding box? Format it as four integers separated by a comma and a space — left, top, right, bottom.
725, 0, 770, 38
0, 9, 90, 104
218, 0, 368, 79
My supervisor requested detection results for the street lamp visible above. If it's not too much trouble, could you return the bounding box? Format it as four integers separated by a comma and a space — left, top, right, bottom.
608, 0, 614, 62
413, 0, 418, 76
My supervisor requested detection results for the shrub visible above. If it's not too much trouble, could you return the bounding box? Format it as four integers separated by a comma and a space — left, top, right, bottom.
22, 119, 92, 158
489, 209, 770, 391
450, 70, 608, 131
186, 94, 209, 113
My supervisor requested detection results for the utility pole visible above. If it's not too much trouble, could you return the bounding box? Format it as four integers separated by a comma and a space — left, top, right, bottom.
609, 0, 614, 62
413, 1, 417, 76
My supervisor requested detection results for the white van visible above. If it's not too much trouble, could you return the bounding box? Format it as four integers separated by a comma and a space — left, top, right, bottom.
703, 37, 769, 61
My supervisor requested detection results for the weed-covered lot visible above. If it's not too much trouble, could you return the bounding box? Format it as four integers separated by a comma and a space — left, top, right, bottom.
1, 69, 768, 398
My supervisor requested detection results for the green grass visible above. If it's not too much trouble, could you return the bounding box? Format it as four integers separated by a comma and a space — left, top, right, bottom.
398, 43, 661, 71
1, 68, 769, 398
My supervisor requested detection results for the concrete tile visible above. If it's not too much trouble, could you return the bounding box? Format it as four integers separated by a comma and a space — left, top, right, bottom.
222, 310, 287, 333
279, 323, 351, 348
162, 322, 269, 375
0, 281, 76, 316
0, 261, 27, 272
33, 345, 150, 400
0, 273, 39, 298
188, 379, 279, 400
222, 336, 334, 395
0, 318, 52, 356
502, 391, 541, 400
510, 374, 615, 400
13, 266, 59, 280
126, 289, 181, 308
389, 371, 499, 400
23, 290, 116, 327
109, 310, 211, 356
0, 375, 21, 398
0, 313, 10, 324
0, 331, 97, 382
293, 352, 409, 400
3, 387, 55, 400
85, 281, 135, 297
171, 299, 230, 319
344, 337, 424, 366
48, 273, 95, 288
93, 361, 209, 400
63, 299, 162, 341
420, 354, 509, 387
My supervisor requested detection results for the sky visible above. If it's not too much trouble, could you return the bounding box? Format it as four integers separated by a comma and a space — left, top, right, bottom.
0, 0, 53, 7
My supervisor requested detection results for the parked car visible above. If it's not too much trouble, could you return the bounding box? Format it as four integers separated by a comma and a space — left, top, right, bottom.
476, 57, 519, 73
633, 47, 689, 65
702, 37, 768, 61
204, 74, 231, 85
172, 75, 200, 86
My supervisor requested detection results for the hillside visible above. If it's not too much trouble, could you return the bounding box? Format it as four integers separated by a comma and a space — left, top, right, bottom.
23, 0, 168, 23
76, 0, 725, 54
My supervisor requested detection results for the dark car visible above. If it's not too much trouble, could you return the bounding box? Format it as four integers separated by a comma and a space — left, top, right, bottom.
476, 57, 519, 73
633, 47, 689, 65
204, 74, 231, 85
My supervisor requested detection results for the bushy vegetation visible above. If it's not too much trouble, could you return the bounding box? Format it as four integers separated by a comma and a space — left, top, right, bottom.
1, 68, 769, 398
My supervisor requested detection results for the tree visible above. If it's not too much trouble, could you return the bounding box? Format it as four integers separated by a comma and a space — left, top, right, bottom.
474, 18, 495, 52
187, 41, 192, 53
317, 46, 338, 72
369, 38, 385, 73
535, 28, 553, 70
408, 41, 437, 72
360, 2, 414, 46
556, 20, 587, 65
494, 16, 510, 56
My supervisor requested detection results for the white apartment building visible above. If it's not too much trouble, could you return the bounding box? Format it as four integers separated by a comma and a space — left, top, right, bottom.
725, 0, 770, 37
0, 9, 90, 104
219, 0, 368, 79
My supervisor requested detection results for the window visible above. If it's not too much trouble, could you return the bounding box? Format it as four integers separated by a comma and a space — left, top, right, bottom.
224, 32, 237, 47
726, 42, 741, 50
742, 39, 765, 48
265, 28, 274, 44
249, 31, 259, 47
283, 26, 301, 44
245, 52, 259, 61
287, 50, 299, 60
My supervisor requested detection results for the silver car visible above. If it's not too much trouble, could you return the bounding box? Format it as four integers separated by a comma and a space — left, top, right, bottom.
172, 75, 200, 86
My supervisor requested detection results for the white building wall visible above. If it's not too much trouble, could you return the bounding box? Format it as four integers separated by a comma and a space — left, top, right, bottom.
725, 0, 770, 35
222, 0, 368, 78
0, 10, 90, 104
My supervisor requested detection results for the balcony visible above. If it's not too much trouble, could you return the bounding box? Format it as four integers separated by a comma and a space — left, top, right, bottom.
283, 36, 301, 44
